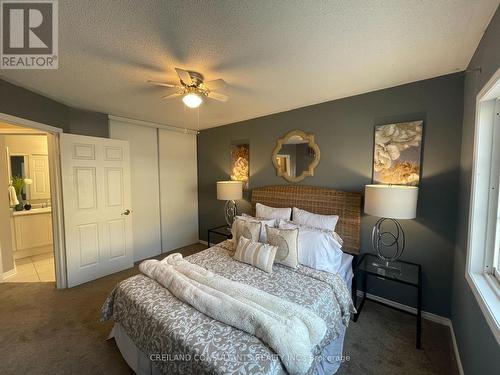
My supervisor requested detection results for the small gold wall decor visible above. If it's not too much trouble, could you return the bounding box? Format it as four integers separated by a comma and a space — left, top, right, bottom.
230, 143, 249, 190
272, 130, 320, 183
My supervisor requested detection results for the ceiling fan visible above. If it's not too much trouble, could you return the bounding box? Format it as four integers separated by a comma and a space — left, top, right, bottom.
148, 68, 228, 108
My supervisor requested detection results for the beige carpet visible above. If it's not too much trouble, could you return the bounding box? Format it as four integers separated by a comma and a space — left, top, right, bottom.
0, 243, 458, 375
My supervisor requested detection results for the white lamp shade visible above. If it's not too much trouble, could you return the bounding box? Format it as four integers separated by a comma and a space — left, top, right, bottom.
364, 184, 418, 219
217, 181, 243, 200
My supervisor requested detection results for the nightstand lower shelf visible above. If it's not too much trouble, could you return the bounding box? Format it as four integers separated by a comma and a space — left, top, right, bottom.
353, 253, 422, 349
207, 225, 232, 247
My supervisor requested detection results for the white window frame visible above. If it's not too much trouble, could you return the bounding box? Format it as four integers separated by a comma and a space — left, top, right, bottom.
466, 67, 500, 345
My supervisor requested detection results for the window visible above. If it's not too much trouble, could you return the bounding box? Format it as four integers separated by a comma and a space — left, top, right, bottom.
467, 68, 500, 345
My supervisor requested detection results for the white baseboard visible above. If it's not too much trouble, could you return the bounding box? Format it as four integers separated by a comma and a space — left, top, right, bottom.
1, 266, 17, 281
449, 321, 465, 375
13, 244, 52, 260
199, 240, 219, 247
356, 290, 464, 375
355, 290, 450, 325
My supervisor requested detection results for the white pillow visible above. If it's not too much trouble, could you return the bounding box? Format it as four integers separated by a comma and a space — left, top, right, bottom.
292, 207, 339, 231
255, 203, 292, 220
239, 214, 277, 243
279, 220, 343, 274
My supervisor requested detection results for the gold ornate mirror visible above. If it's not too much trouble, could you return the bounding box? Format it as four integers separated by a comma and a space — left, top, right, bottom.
272, 130, 320, 183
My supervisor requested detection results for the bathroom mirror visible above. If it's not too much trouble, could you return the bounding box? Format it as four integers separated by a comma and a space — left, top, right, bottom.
9, 155, 28, 200
272, 130, 320, 183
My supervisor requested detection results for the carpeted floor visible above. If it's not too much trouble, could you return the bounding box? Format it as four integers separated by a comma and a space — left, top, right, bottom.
0, 243, 459, 375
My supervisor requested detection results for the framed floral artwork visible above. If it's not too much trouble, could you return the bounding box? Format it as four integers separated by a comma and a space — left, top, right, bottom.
230, 143, 249, 190
373, 121, 423, 186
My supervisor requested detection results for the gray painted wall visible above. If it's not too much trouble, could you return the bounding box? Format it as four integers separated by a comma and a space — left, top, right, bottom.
0, 79, 68, 129
198, 73, 464, 317
0, 79, 109, 137
451, 6, 500, 375
68, 107, 109, 138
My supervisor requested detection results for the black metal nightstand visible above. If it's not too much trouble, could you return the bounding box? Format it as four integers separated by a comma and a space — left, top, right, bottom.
353, 253, 422, 349
207, 225, 232, 246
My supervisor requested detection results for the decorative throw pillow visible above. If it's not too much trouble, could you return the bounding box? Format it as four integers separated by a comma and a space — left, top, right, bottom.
231, 217, 261, 246
266, 225, 299, 268
240, 213, 277, 243
292, 207, 339, 231
233, 236, 277, 273
255, 203, 292, 220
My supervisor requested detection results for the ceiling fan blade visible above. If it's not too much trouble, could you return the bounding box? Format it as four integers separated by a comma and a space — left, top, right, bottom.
207, 91, 229, 102
175, 68, 193, 85
205, 79, 226, 90
147, 80, 178, 88
161, 92, 182, 99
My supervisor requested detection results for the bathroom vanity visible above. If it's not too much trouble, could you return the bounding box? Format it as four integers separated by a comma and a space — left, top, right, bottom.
10, 207, 53, 259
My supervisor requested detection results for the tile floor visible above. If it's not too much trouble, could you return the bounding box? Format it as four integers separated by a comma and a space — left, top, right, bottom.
4, 252, 55, 283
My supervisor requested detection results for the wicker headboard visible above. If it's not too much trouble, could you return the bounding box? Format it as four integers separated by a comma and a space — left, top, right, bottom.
251, 185, 361, 254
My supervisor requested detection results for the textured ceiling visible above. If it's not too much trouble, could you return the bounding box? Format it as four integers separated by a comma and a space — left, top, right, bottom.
1, 0, 498, 130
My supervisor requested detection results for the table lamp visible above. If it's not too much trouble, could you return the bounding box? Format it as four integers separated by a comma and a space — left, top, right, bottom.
364, 184, 418, 269
217, 181, 243, 226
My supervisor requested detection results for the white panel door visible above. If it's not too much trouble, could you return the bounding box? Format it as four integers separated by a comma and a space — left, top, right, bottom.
60, 133, 133, 287
159, 129, 198, 251
29, 154, 50, 200
109, 121, 162, 261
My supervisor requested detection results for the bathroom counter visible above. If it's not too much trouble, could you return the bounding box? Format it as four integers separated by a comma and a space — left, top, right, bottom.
12, 207, 52, 216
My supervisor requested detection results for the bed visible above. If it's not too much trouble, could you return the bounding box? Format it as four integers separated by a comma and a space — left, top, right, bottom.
101, 185, 361, 375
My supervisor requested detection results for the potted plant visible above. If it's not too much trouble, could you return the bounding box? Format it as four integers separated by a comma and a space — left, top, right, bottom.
11, 176, 25, 211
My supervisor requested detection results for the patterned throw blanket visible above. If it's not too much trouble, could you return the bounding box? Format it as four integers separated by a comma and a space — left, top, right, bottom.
101, 241, 355, 375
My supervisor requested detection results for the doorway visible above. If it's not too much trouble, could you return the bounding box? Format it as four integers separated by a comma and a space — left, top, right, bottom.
0, 113, 66, 288
0, 122, 55, 283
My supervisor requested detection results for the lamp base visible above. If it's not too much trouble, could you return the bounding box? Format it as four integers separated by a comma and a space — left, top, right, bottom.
371, 217, 406, 264
224, 200, 238, 226
371, 260, 402, 275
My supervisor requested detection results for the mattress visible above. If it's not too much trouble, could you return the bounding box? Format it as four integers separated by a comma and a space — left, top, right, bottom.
103, 241, 354, 375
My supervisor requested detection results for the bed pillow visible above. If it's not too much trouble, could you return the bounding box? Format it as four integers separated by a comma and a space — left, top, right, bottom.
279, 220, 343, 274
231, 217, 261, 246
266, 225, 299, 268
255, 203, 292, 221
292, 207, 339, 231
280, 219, 344, 246
233, 236, 278, 273
240, 214, 277, 243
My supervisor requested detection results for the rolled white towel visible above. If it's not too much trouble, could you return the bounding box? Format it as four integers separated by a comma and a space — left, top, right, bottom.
8, 185, 19, 206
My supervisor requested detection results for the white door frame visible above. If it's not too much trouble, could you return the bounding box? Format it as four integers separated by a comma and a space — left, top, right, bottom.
0, 112, 67, 288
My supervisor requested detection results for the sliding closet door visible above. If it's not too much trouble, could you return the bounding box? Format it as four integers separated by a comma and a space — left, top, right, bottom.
110, 121, 162, 261
158, 129, 199, 251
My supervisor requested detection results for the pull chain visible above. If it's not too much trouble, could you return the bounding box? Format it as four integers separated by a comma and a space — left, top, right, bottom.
196, 106, 200, 134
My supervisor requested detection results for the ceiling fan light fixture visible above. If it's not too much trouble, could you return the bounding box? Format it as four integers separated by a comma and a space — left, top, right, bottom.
182, 93, 202, 108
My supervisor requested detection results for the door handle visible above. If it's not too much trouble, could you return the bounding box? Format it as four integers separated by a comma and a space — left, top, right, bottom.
121, 209, 132, 216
